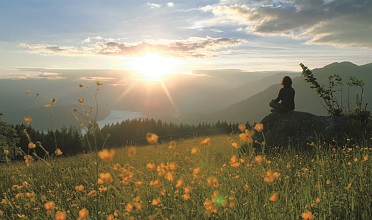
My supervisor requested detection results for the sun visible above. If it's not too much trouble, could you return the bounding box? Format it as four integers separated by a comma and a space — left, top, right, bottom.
131, 53, 179, 80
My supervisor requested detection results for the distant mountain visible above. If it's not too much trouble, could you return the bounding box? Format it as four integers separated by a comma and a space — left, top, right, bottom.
0, 68, 278, 130
189, 71, 299, 112
180, 61, 372, 124
2, 62, 370, 130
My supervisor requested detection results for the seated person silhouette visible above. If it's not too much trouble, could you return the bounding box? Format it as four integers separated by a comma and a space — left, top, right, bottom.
269, 76, 295, 113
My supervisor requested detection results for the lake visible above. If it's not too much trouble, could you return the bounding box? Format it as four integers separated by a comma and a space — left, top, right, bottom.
97, 110, 145, 128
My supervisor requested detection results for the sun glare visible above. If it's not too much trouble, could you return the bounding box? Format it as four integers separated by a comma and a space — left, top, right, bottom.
131, 53, 179, 80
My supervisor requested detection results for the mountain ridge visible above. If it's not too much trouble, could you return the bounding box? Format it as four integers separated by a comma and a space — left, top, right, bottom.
178, 61, 372, 124
1, 61, 371, 130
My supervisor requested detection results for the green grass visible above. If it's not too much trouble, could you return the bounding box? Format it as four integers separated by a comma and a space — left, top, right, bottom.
1, 134, 371, 219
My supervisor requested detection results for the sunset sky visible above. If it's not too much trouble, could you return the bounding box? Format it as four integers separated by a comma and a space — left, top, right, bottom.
1, 0, 371, 78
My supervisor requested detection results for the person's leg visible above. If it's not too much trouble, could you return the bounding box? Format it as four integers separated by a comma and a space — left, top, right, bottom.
269, 101, 289, 113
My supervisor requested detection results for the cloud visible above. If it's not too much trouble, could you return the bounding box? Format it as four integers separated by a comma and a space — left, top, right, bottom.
20, 37, 246, 58
147, 2, 161, 9
167, 2, 174, 7
202, 0, 372, 47
19, 43, 88, 56
0, 69, 65, 80
80, 76, 116, 81
38, 72, 65, 80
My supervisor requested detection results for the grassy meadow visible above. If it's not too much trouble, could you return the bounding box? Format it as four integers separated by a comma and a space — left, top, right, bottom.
1, 131, 371, 219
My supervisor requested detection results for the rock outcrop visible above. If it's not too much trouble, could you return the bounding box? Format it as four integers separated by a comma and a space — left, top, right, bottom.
260, 111, 357, 148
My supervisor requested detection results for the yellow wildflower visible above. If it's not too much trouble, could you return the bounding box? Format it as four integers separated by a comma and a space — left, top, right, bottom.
146, 133, 158, 144
239, 130, 253, 143
165, 171, 174, 182
98, 149, 115, 162
146, 162, 156, 170
119, 168, 134, 184
230, 155, 240, 168
363, 155, 369, 162
24, 155, 33, 166
160, 188, 166, 196
55, 211, 67, 220
78, 98, 84, 104
207, 176, 219, 188
316, 198, 321, 204
264, 170, 280, 184
204, 199, 217, 217
44, 201, 55, 211
184, 186, 192, 194
97, 81, 103, 86
191, 147, 199, 154
26, 192, 34, 198
169, 162, 178, 170
55, 148, 63, 156
192, 167, 201, 178
133, 200, 142, 212
99, 172, 113, 184
113, 163, 121, 171
87, 190, 97, 197
254, 123, 264, 132
238, 124, 246, 132
45, 103, 52, 108
28, 142, 36, 149
151, 198, 161, 206
15, 193, 24, 198
4, 149, 9, 155
107, 214, 115, 220
176, 179, 185, 189
24, 117, 32, 124
149, 180, 161, 188
254, 155, 263, 165
301, 211, 315, 220
230, 139, 240, 149
99, 186, 107, 192
78, 208, 89, 219
183, 193, 191, 200
200, 138, 210, 146
269, 192, 278, 202
75, 184, 84, 191
134, 181, 143, 188
273, 172, 281, 178
125, 203, 133, 213
127, 147, 137, 157
97, 178, 104, 185
326, 179, 331, 185
168, 141, 176, 149
345, 183, 352, 190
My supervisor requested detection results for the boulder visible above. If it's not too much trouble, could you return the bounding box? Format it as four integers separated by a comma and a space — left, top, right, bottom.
260, 111, 357, 148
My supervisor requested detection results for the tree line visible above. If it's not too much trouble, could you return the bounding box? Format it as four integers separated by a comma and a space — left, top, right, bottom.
1, 115, 248, 160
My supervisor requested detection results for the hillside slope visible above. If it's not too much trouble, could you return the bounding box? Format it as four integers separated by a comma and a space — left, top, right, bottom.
182, 62, 372, 124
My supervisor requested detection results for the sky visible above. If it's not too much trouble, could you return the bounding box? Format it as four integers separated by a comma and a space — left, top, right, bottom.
0, 0, 371, 78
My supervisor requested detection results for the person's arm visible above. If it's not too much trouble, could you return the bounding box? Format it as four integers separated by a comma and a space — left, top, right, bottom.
272, 88, 282, 103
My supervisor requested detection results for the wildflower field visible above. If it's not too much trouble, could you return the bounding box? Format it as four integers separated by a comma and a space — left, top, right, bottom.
1, 129, 371, 220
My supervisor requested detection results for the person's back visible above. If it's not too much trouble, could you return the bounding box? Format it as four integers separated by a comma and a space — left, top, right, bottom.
269, 76, 295, 112
278, 86, 295, 110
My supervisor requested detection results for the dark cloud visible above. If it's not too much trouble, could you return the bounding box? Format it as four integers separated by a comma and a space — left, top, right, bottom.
204, 0, 372, 47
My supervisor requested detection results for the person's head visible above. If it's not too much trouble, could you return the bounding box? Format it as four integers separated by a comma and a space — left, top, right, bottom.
281, 76, 292, 87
